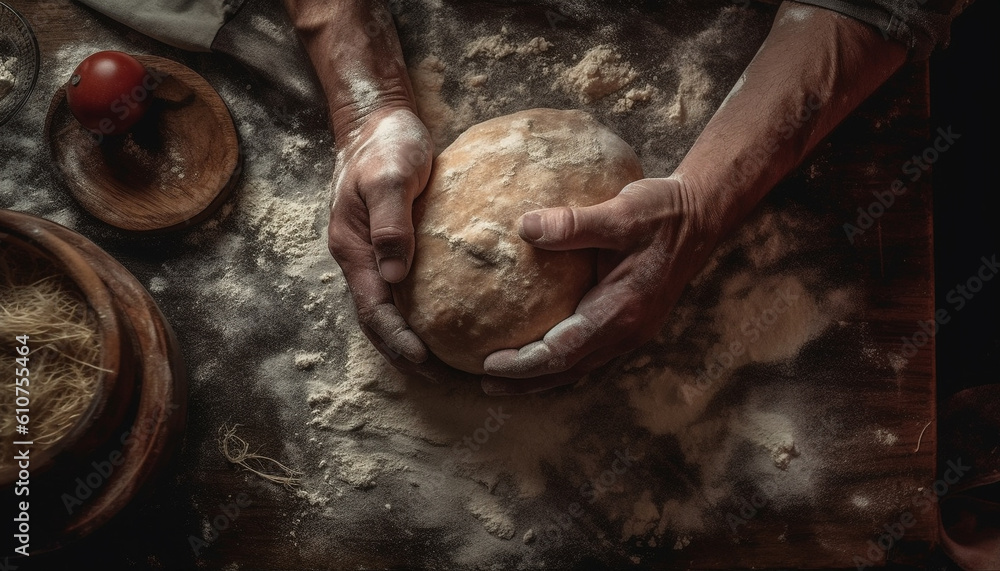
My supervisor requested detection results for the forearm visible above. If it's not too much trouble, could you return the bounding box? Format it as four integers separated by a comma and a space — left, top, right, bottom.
281, 0, 415, 139
676, 1, 907, 235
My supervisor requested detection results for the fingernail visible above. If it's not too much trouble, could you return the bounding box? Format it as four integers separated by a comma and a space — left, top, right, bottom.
520, 213, 543, 241
378, 257, 407, 282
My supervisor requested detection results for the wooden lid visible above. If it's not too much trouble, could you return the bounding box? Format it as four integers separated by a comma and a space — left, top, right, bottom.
45, 54, 241, 233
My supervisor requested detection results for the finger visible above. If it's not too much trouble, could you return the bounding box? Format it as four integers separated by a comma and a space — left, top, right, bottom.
481, 270, 649, 379
518, 196, 632, 251
481, 350, 616, 396
365, 169, 418, 283
360, 300, 428, 363
482, 312, 602, 378
330, 187, 427, 363
360, 323, 474, 383
339, 251, 428, 364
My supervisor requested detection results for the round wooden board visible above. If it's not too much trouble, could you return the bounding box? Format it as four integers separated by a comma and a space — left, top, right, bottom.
0, 209, 187, 553
45, 54, 241, 233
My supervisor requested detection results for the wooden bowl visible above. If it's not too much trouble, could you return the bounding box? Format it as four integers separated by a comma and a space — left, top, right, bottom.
0, 213, 136, 488
0, 208, 187, 553
45, 54, 241, 233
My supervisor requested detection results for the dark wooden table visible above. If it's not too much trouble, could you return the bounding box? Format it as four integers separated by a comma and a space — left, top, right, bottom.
3, 1, 942, 569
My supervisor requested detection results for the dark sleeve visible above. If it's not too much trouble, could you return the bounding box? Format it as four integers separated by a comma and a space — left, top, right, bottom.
788, 0, 974, 59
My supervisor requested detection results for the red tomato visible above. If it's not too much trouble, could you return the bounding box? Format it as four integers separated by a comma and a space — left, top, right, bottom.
65, 51, 156, 136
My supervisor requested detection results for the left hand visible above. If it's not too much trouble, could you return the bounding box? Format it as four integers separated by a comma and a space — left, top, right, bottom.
480, 177, 721, 395
328, 106, 433, 366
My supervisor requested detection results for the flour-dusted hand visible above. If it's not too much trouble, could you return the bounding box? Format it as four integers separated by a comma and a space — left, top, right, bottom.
330, 106, 433, 365
482, 0, 915, 394
282, 0, 447, 368
481, 177, 720, 394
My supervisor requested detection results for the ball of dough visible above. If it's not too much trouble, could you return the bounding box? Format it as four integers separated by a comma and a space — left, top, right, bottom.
391, 108, 643, 374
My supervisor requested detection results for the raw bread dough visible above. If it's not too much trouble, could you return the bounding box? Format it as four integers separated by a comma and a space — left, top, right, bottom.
391, 108, 643, 374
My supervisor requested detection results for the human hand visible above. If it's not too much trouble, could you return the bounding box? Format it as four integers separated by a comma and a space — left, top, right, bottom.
328, 106, 435, 369
480, 177, 721, 395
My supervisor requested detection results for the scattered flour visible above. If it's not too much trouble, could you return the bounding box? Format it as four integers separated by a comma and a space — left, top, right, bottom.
664, 63, 713, 125
287, 197, 861, 555
464, 73, 488, 89
612, 84, 658, 114
468, 496, 517, 540
741, 411, 800, 471
554, 45, 637, 103
409, 55, 454, 148
148, 275, 168, 293
293, 351, 324, 371
465, 32, 552, 60
874, 428, 899, 446
239, 181, 322, 259
279, 133, 311, 168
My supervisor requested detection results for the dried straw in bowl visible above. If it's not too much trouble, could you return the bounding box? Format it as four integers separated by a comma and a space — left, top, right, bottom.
0, 244, 106, 466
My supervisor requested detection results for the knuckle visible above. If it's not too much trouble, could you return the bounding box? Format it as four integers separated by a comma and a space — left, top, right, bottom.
370, 225, 413, 258
547, 207, 578, 241
359, 165, 409, 194
356, 304, 379, 327
327, 237, 346, 261
405, 147, 430, 170
370, 224, 412, 243
615, 303, 646, 333
327, 226, 352, 260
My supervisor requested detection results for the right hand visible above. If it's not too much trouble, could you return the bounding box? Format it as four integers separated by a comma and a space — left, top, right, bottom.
328, 106, 437, 372
480, 176, 721, 395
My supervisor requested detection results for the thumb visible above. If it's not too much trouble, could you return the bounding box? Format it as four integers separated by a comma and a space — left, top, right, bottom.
518, 198, 630, 251
367, 183, 417, 283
